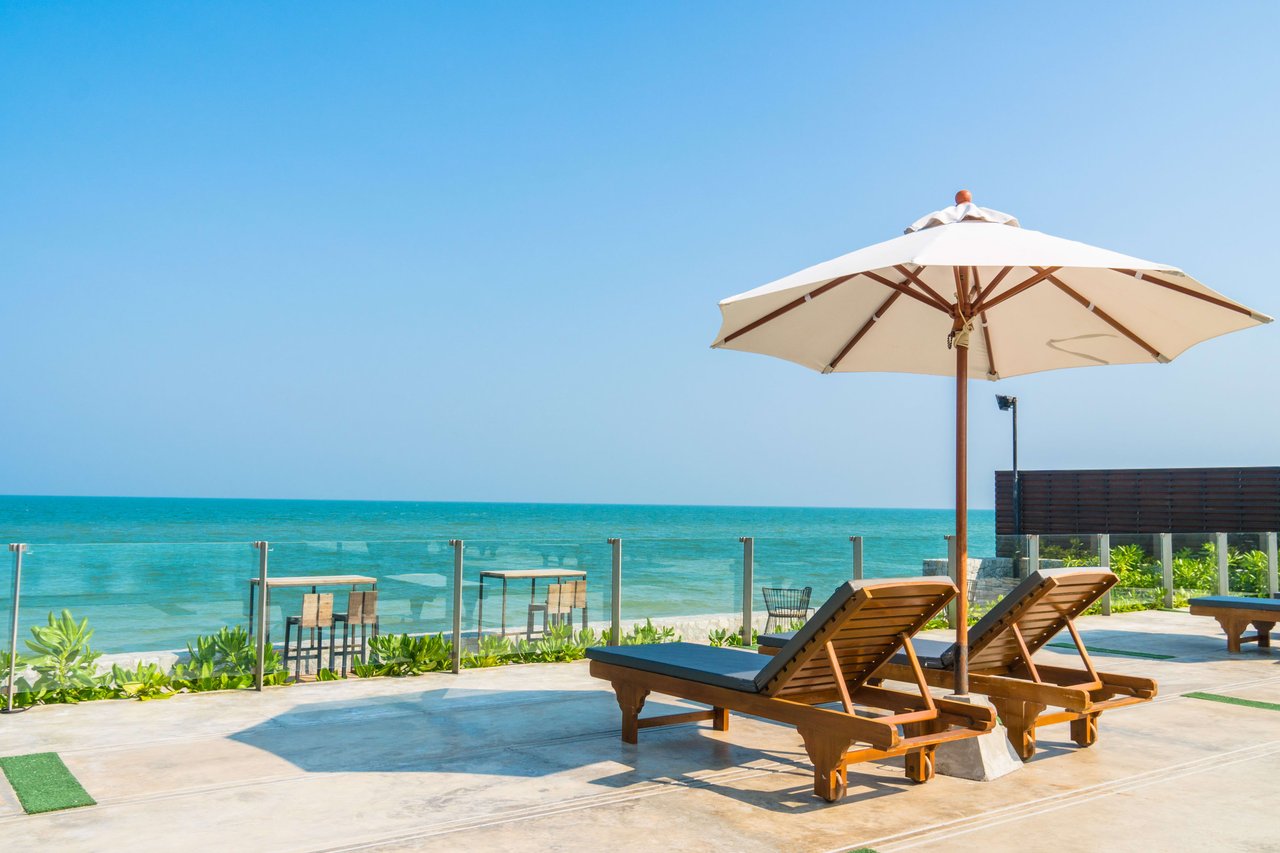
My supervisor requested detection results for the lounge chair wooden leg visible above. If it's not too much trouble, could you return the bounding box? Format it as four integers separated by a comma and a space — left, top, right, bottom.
611, 681, 650, 744
1215, 616, 1245, 653
712, 707, 729, 731
992, 698, 1044, 761
1070, 712, 1100, 749
902, 720, 943, 784
799, 728, 850, 803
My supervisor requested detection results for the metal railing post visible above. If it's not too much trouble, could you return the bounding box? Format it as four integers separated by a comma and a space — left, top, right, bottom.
1265, 532, 1278, 597
1160, 533, 1174, 609
450, 540, 464, 674
1026, 534, 1040, 577
252, 541, 268, 691
740, 537, 753, 647
4, 544, 25, 713
850, 535, 864, 580
944, 535, 958, 629
608, 538, 622, 645
1215, 532, 1229, 595
1098, 534, 1112, 615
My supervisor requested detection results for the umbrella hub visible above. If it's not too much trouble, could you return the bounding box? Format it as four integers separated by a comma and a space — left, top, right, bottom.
947, 314, 974, 350
906, 197, 1020, 234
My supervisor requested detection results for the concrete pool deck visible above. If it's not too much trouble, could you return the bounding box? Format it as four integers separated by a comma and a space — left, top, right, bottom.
0, 609, 1277, 852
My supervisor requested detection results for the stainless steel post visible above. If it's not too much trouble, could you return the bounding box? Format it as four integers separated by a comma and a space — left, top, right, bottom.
1160, 533, 1174, 609
5, 544, 25, 713
850, 535, 864, 580
253, 541, 268, 691
1266, 532, 1278, 597
740, 537, 753, 647
1215, 532, 1229, 595
608, 538, 622, 645
1099, 534, 1112, 615
1026, 534, 1040, 577
450, 540, 464, 674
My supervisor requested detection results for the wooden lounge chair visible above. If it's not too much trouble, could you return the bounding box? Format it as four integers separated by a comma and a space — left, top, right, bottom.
1188, 595, 1279, 652
757, 568, 1157, 760
585, 578, 994, 802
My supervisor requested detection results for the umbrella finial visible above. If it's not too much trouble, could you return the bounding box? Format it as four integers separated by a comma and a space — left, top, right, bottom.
955, 189, 972, 205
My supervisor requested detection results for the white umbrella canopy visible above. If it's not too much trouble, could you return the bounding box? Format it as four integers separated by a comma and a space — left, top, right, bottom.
713, 201, 1270, 379
712, 192, 1271, 695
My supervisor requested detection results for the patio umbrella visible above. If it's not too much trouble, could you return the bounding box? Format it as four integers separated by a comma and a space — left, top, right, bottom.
711, 191, 1271, 695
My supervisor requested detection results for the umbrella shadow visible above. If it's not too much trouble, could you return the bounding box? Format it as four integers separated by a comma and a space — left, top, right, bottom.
227, 683, 919, 812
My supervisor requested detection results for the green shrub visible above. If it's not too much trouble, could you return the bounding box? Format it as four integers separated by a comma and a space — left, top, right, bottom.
603, 619, 680, 645
23, 610, 110, 703
110, 662, 176, 701
171, 626, 286, 691
359, 632, 453, 677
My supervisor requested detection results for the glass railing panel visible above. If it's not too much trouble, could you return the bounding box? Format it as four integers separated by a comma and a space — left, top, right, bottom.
751, 537, 853, 640
3, 542, 258, 708
1101, 533, 1163, 611
618, 538, 739, 645
1226, 532, 1270, 597
264, 539, 453, 678
1039, 534, 1103, 568
1170, 533, 1215, 605
458, 538, 612, 667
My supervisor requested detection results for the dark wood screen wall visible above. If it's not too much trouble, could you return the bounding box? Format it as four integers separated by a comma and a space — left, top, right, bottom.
995, 467, 1280, 535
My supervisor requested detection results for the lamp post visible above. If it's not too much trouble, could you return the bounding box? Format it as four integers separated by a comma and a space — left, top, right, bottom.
996, 395, 1020, 536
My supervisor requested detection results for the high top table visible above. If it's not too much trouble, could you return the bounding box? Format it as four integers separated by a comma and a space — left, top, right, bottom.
247, 574, 378, 640
476, 568, 587, 639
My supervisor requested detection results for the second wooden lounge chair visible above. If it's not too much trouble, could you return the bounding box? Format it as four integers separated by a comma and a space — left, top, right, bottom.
758, 568, 1158, 760
585, 577, 994, 802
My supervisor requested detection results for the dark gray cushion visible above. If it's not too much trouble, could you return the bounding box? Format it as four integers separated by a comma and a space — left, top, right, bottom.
585, 642, 766, 692
757, 631, 793, 648
889, 637, 952, 669
1190, 595, 1280, 611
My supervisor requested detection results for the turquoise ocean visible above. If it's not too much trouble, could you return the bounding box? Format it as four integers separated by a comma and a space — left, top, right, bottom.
0, 496, 994, 653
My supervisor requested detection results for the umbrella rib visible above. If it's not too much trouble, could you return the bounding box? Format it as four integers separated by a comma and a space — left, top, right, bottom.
1111, 268, 1264, 318
824, 290, 901, 372
893, 265, 954, 312
972, 266, 1062, 313
975, 266, 1012, 306
971, 267, 998, 378
863, 270, 952, 314
719, 274, 857, 345
1046, 273, 1166, 361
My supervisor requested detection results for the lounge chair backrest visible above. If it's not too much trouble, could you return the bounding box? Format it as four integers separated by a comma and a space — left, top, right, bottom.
958, 568, 1117, 672
753, 577, 957, 697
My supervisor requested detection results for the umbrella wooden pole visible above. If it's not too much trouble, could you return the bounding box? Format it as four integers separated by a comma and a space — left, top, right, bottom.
955, 341, 969, 696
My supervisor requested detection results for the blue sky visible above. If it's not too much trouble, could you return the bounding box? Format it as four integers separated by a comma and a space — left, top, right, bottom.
2, 2, 1277, 508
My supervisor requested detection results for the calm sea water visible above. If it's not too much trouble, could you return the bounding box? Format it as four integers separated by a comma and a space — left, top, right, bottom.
0, 496, 994, 653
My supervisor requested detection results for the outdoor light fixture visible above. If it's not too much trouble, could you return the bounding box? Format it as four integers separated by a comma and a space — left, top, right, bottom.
996, 395, 1020, 536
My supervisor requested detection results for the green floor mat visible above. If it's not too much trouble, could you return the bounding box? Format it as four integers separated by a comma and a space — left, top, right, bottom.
1046, 643, 1174, 660
1184, 692, 1280, 713
0, 752, 96, 814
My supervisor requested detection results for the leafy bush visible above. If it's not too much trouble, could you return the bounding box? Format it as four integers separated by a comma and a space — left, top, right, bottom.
603, 619, 680, 646
110, 662, 176, 701
358, 633, 453, 677
171, 626, 286, 691
23, 610, 110, 703
707, 627, 759, 647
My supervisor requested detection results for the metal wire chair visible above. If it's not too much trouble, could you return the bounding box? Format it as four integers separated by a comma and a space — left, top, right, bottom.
761, 586, 813, 633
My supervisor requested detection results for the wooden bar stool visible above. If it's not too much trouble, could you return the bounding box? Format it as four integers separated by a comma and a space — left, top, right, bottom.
333, 590, 379, 672
527, 580, 587, 639
284, 593, 334, 679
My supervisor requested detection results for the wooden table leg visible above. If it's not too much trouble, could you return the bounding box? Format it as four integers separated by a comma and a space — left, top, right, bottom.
1253, 621, 1275, 649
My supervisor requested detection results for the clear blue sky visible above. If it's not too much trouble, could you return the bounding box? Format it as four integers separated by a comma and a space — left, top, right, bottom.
2, 2, 1277, 508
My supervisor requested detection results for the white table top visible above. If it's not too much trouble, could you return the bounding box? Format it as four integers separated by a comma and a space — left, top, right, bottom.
478, 568, 587, 580
248, 574, 377, 587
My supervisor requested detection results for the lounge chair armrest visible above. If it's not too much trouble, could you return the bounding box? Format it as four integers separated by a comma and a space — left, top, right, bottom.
934, 697, 996, 730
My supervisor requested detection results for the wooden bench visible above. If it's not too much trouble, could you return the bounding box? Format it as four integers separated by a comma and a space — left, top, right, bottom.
1189, 596, 1279, 653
